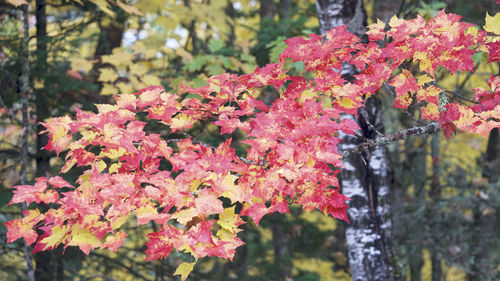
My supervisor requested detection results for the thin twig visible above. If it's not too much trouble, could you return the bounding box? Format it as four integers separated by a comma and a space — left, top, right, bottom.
443, 90, 477, 104
359, 107, 383, 136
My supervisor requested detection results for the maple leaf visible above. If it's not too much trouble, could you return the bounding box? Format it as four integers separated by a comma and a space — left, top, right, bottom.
421, 103, 440, 121
196, 189, 224, 215
486, 41, 500, 62
101, 231, 127, 252
174, 262, 196, 281
484, 12, 500, 35
366, 19, 386, 41
217, 206, 244, 231
9, 178, 60, 206
240, 203, 269, 226
67, 224, 101, 255
4, 209, 41, 245
48, 176, 73, 188
439, 104, 462, 140
40, 225, 70, 250
41, 116, 72, 155
145, 231, 174, 261
214, 114, 251, 134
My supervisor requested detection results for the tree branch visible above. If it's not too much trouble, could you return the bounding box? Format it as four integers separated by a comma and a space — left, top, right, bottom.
341, 122, 440, 159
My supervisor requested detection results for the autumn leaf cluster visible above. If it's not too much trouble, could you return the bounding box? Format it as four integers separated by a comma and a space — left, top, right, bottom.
5, 10, 500, 280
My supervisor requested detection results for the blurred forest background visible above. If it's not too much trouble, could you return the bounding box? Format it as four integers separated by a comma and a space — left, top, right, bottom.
0, 0, 498, 280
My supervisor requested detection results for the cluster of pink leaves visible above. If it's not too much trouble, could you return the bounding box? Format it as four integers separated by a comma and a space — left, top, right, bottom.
5, 10, 499, 267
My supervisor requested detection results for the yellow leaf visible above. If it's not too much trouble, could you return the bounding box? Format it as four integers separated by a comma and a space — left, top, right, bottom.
414, 51, 433, 76
70, 57, 93, 73
189, 178, 201, 192
135, 204, 158, 224
68, 224, 101, 254
101, 84, 119, 96
337, 97, 356, 109
102, 49, 134, 67
95, 160, 107, 173
173, 208, 197, 225
142, 75, 161, 86
109, 162, 122, 174
300, 90, 316, 101
129, 64, 147, 76
89, 0, 115, 16
34, 78, 44, 89
101, 147, 126, 159
116, 1, 143, 15
221, 174, 238, 191
170, 114, 193, 131
174, 262, 196, 281
389, 15, 404, 28
116, 82, 134, 94
41, 225, 70, 249
416, 74, 434, 86
61, 157, 77, 173
221, 174, 246, 202
218, 206, 238, 232
216, 227, 233, 241
484, 13, 500, 35
306, 157, 315, 167
98, 68, 118, 82
111, 214, 129, 229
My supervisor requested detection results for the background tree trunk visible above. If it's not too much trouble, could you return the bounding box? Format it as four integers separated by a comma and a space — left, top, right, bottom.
315, 1, 395, 280
20, 3, 35, 281
469, 128, 499, 281
429, 134, 442, 281
33, 0, 62, 279
406, 136, 427, 281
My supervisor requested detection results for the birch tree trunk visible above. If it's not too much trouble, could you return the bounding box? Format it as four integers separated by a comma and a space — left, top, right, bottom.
315, 1, 395, 280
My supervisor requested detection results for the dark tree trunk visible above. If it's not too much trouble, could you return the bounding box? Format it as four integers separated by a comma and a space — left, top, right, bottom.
183, 0, 199, 53
35, 0, 49, 179
225, 0, 236, 45
260, 0, 275, 20
94, 13, 126, 59
429, 134, 442, 281
315, 1, 395, 280
90, 9, 125, 103
33, 0, 62, 280
407, 137, 427, 281
469, 128, 499, 281
271, 217, 291, 280
278, 0, 292, 20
